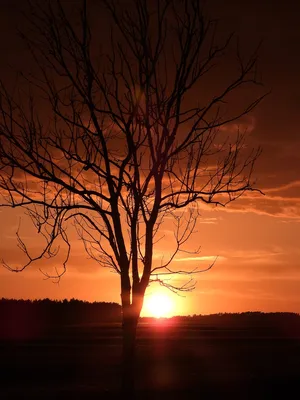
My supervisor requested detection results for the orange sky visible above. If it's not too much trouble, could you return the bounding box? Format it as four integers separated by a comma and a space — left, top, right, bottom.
0, 1, 300, 315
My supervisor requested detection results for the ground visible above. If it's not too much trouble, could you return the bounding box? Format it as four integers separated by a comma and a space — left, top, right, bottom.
1, 319, 300, 399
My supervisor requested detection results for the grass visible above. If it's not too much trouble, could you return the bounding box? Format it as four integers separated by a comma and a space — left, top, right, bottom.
1, 320, 300, 399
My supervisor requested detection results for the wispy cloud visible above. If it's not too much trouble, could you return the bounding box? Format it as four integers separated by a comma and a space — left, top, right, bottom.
264, 180, 300, 194
198, 217, 219, 224
173, 255, 226, 262
217, 193, 300, 220
218, 115, 256, 134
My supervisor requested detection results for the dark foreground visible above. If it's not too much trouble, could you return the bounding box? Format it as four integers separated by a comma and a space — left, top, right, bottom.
1, 320, 300, 399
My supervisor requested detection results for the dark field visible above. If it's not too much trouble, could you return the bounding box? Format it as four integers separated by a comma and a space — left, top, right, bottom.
1, 320, 300, 399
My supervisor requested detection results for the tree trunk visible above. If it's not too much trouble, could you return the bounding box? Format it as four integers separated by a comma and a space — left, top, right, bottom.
122, 315, 138, 395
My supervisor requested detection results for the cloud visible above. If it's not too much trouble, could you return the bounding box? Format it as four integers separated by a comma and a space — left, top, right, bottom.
161, 179, 300, 220
198, 217, 220, 224
224, 249, 284, 259
264, 180, 300, 195
218, 115, 256, 134
173, 255, 226, 262
223, 249, 284, 266
213, 184, 300, 220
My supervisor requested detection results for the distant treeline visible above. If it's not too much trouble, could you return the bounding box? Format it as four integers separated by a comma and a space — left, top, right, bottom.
2, 298, 300, 340
191, 311, 298, 324
0, 298, 122, 339
146, 311, 300, 330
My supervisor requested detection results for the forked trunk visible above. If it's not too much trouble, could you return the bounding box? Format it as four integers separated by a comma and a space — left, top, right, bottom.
122, 314, 139, 395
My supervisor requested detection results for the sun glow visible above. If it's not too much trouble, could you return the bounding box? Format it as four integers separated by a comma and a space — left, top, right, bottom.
143, 292, 174, 318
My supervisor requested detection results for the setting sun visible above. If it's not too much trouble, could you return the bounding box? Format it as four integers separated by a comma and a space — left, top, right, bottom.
143, 293, 174, 318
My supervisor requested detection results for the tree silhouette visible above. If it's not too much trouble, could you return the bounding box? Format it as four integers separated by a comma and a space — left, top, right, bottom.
0, 0, 266, 393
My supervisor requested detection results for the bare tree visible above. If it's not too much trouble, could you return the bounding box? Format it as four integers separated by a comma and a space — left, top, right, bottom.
0, 0, 265, 393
